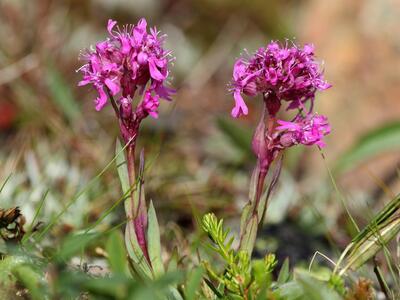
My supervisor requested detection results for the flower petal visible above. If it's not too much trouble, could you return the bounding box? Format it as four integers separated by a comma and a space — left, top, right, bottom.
231, 90, 248, 118
148, 58, 165, 81
107, 19, 117, 36
95, 87, 108, 111
105, 78, 120, 95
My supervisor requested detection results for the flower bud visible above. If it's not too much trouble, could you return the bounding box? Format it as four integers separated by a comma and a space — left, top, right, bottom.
243, 81, 257, 96
279, 132, 296, 147
120, 97, 132, 120
252, 109, 268, 162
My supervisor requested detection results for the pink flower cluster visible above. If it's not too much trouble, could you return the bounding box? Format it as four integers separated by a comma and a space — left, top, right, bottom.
276, 114, 330, 148
78, 18, 174, 117
231, 41, 331, 153
231, 42, 331, 118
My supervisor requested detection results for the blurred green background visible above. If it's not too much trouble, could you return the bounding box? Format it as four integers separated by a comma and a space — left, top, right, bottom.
1, 0, 400, 267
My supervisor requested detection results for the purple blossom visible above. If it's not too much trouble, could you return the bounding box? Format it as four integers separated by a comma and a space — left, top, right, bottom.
78, 19, 176, 265
230, 41, 331, 118
78, 18, 174, 112
276, 114, 330, 148
141, 90, 160, 119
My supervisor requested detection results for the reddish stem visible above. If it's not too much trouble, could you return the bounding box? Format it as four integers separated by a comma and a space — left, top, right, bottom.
106, 87, 151, 264
253, 165, 268, 216
253, 110, 276, 217
126, 144, 150, 264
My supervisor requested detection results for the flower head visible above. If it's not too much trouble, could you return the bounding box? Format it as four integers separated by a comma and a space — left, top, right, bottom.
78, 18, 174, 112
276, 114, 330, 148
230, 41, 330, 118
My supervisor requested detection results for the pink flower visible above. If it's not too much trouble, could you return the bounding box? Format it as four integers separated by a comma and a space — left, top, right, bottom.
78, 18, 174, 112
141, 90, 160, 119
230, 41, 331, 118
276, 114, 330, 148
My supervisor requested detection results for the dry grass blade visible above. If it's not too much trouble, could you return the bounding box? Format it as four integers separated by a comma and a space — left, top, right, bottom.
335, 194, 400, 276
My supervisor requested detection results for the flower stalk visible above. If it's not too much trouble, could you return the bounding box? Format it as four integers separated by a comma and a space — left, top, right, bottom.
232, 41, 331, 255
78, 18, 174, 271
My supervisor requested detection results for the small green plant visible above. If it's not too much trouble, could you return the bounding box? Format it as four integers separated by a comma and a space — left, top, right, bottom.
201, 213, 278, 299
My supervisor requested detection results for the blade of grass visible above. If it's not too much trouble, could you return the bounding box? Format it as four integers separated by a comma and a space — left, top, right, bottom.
335, 195, 400, 283
320, 150, 360, 233
22, 189, 49, 244
83, 183, 134, 234
335, 122, 400, 173
36, 140, 130, 240
184, 267, 204, 300
46, 64, 80, 122
216, 116, 253, 159
0, 173, 12, 194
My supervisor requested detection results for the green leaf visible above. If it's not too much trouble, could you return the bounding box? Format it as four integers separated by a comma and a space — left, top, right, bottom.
147, 200, 165, 277
216, 117, 253, 159
0, 256, 25, 284
115, 140, 152, 278
184, 267, 204, 300
239, 214, 258, 255
116, 139, 130, 195
335, 122, 400, 173
56, 232, 97, 262
46, 64, 80, 122
167, 286, 185, 300
167, 248, 179, 273
277, 258, 290, 284
124, 207, 153, 279
295, 270, 341, 300
106, 230, 128, 274
83, 275, 131, 299
336, 194, 400, 275
129, 271, 184, 300
12, 264, 43, 300
275, 281, 303, 300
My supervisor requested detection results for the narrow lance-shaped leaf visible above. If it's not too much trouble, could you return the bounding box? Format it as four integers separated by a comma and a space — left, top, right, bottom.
335, 194, 400, 275
147, 200, 165, 277
239, 162, 260, 244
295, 270, 341, 300
335, 122, 400, 173
277, 258, 290, 284
258, 155, 283, 225
115, 139, 129, 195
184, 267, 205, 300
106, 230, 128, 274
339, 213, 400, 275
239, 214, 258, 255
115, 139, 152, 278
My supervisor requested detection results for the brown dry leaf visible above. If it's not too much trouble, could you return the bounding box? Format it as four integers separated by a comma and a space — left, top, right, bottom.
0, 207, 25, 242
345, 278, 374, 300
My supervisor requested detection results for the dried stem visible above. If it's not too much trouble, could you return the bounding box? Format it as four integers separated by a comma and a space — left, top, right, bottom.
373, 256, 391, 300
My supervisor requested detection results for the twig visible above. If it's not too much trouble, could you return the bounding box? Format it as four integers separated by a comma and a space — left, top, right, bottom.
373, 256, 391, 300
